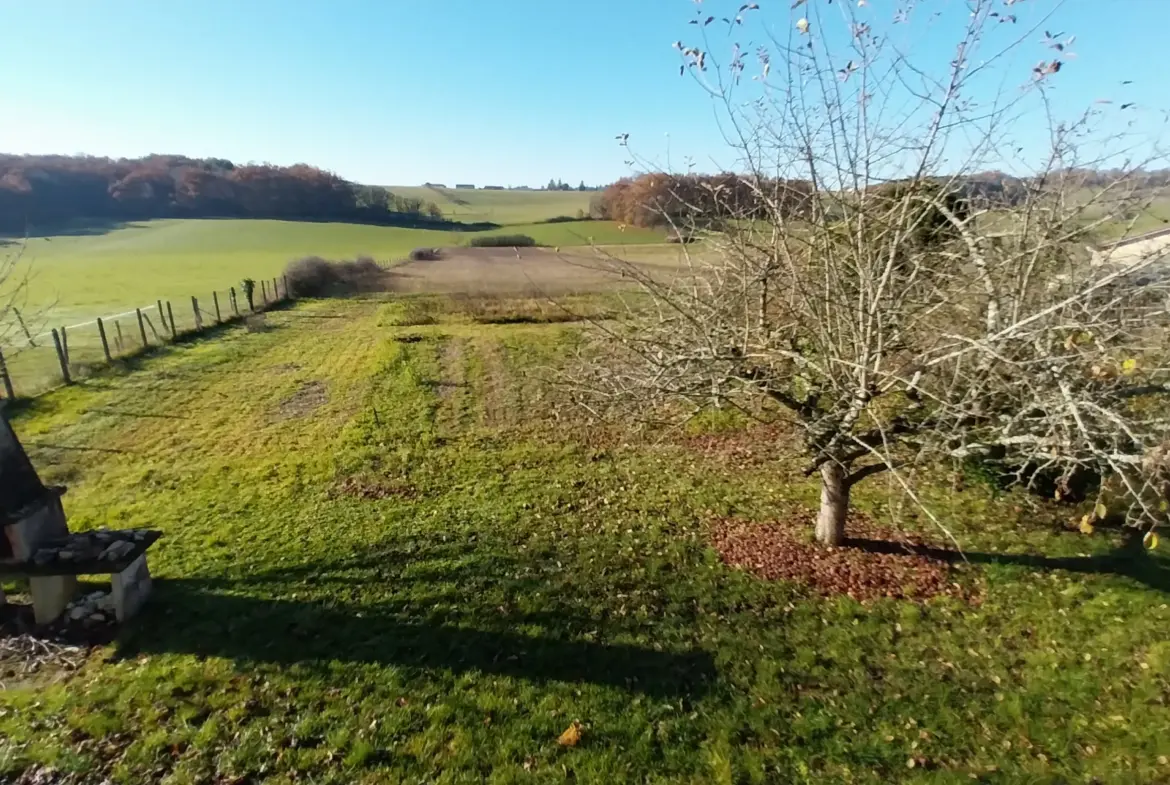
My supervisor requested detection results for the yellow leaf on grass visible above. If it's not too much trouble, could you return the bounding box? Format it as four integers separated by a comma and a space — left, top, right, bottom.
1144, 531, 1159, 551
1121, 358, 1138, 375
557, 721, 583, 747
1094, 503, 1108, 520
1078, 516, 1095, 535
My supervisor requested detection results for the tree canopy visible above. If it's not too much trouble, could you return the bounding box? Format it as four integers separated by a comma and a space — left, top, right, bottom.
0, 154, 445, 232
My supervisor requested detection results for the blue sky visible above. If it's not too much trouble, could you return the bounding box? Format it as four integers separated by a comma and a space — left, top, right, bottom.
1, 1, 1166, 186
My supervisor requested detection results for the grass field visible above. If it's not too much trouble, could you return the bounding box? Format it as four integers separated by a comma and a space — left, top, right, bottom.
1, 294, 1167, 784
389, 186, 595, 225
8, 218, 661, 326
0, 217, 665, 397
1070, 188, 1170, 241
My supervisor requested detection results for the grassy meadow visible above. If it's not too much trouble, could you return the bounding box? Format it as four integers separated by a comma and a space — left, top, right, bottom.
389, 186, 595, 225
0, 212, 664, 396
1, 294, 1167, 784
9, 217, 660, 326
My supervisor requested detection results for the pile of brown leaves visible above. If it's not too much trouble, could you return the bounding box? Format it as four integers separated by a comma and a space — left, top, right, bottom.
710, 511, 977, 602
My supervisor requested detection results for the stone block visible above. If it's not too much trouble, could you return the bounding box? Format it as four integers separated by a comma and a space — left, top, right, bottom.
111, 554, 152, 622
4, 494, 69, 561
30, 574, 77, 624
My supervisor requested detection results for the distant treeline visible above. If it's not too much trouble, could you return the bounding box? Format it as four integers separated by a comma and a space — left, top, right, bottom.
590, 169, 1170, 228
546, 179, 601, 192
591, 174, 813, 227
0, 154, 452, 233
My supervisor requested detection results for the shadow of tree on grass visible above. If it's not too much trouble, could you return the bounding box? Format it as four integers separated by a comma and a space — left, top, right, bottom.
116, 581, 714, 698
114, 534, 715, 698
848, 529, 1170, 594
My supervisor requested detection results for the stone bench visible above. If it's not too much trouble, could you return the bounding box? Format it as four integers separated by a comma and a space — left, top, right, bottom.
1, 411, 160, 625
0, 529, 161, 625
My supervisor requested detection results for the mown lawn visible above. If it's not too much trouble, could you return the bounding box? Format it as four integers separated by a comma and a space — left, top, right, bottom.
1, 296, 1167, 784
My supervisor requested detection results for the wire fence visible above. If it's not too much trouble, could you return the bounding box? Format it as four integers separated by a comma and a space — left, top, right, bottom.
0, 275, 292, 401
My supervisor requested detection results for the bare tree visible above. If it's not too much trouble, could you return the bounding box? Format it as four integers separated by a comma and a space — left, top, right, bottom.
0, 240, 42, 355
570, 0, 1170, 546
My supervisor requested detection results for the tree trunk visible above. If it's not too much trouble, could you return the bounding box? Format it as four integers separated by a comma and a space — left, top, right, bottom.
815, 462, 849, 545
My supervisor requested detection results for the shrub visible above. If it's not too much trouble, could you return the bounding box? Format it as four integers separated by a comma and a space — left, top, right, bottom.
240, 277, 257, 311
542, 215, 580, 224
589, 192, 610, 220
284, 256, 337, 297
284, 255, 386, 297
342, 256, 383, 279
665, 229, 697, 244
467, 234, 538, 248
408, 247, 442, 261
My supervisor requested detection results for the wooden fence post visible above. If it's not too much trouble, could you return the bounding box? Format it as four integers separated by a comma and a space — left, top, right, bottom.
230, 287, 239, 316
166, 301, 177, 338
136, 308, 149, 348
114, 321, 125, 353
157, 300, 166, 335
212, 291, 222, 324
60, 326, 69, 366
0, 347, 15, 401
51, 329, 71, 384
96, 318, 112, 363
284, 274, 291, 300
261, 280, 269, 306
191, 296, 202, 331
273, 277, 279, 301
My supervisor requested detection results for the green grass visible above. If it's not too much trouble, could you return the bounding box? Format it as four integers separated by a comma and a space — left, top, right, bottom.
11, 218, 657, 326
0, 218, 664, 396
1, 296, 1167, 784
389, 186, 594, 225
1068, 187, 1170, 241
476, 221, 660, 247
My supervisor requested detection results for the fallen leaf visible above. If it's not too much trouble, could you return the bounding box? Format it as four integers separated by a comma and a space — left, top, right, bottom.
557, 721, 583, 747
1078, 516, 1094, 535
1144, 531, 1159, 550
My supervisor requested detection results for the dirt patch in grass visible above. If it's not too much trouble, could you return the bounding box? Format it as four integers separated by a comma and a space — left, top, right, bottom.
437, 338, 466, 400
711, 511, 979, 602
274, 380, 327, 421
476, 338, 508, 428
331, 475, 417, 501
1, 603, 101, 687
386, 247, 628, 296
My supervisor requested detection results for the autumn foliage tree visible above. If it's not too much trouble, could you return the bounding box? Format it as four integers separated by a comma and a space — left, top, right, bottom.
594, 173, 811, 227
0, 154, 445, 232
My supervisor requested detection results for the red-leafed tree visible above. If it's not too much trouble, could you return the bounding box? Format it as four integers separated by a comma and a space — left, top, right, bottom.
0, 154, 445, 231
